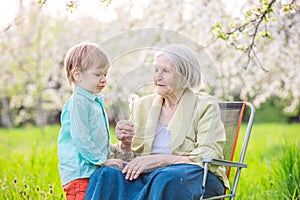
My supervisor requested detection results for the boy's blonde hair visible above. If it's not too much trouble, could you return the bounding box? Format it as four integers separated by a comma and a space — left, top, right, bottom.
64, 42, 110, 85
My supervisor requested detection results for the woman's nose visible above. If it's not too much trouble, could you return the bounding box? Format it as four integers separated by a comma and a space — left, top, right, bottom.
155, 71, 162, 80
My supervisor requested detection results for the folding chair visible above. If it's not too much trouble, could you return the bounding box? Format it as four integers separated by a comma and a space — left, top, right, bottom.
201, 101, 256, 200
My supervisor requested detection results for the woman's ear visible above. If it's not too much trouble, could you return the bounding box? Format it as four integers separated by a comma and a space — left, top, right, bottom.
72, 69, 81, 82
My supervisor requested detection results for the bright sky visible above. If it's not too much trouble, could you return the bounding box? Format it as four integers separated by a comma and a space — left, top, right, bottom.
0, 0, 18, 29
0, 0, 120, 30
0, 0, 245, 30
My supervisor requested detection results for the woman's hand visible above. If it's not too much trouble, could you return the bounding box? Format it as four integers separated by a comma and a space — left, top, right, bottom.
122, 155, 193, 181
122, 155, 160, 181
116, 120, 134, 150
103, 159, 127, 169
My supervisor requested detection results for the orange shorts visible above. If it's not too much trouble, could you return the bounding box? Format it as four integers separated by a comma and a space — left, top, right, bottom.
63, 178, 89, 200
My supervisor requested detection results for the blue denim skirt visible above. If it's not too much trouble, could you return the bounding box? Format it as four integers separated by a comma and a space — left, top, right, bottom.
85, 163, 224, 200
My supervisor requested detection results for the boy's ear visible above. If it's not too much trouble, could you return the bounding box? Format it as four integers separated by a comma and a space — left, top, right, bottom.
72, 69, 81, 82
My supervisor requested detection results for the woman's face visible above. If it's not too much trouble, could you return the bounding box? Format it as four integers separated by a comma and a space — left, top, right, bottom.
153, 55, 179, 97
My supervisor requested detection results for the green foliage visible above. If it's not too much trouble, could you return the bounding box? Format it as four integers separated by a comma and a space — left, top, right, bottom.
261, 31, 272, 39
101, 0, 112, 5
211, 0, 298, 69
37, 0, 47, 4
57, 0, 112, 13
66, 1, 79, 13
2, 0, 300, 128
211, 23, 228, 40
255, 97, 289, 123
282, 4, 297, 14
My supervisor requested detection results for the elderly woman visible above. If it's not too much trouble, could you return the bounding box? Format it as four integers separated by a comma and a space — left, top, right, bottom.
85, 44, 229, 200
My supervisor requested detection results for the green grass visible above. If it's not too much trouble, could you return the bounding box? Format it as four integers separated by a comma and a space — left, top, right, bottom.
0, 123, 299, 199
0, 126, 117, 199
0, 126, 63, 199
235, 123, 300, 199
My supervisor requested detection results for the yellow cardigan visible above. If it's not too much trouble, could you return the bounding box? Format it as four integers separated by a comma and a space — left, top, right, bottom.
131, 89, 229, 189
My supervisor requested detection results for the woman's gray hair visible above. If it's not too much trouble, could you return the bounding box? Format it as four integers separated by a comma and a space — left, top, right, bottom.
154, 44, 201, 89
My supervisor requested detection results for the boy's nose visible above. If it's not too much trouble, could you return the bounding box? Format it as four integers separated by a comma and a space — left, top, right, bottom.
100, 76, 106, 82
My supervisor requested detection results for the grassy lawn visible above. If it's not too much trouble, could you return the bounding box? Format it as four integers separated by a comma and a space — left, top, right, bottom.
0, 123, 299, 199
236, 123, 300, 199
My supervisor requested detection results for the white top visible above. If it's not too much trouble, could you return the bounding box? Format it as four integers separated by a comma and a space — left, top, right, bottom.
151, 121, 172, 154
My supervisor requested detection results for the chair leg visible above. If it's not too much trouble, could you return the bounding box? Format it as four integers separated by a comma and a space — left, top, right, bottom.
200, 162, 209, 200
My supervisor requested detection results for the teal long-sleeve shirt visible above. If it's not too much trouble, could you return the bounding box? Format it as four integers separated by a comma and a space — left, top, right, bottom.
58, 87, 110, 185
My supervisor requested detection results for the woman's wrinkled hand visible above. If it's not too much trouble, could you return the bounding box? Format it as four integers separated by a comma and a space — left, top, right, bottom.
116, 120, 134, 148
122, 155, 192, 181
122, 155, 165, 181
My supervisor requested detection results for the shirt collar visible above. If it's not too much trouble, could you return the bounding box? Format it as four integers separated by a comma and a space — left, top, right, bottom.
73, 86, 104, 102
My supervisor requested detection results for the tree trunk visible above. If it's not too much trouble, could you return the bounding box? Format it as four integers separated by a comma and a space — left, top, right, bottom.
0, 96, 13, 128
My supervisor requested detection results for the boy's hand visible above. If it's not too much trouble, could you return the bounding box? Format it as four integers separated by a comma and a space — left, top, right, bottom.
103, 159, 127, 169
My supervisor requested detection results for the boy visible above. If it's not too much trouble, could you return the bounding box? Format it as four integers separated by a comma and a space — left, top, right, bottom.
58, 42, 125, 200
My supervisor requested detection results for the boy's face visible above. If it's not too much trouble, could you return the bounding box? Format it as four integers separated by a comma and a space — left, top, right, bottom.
75, 65, 109, 94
